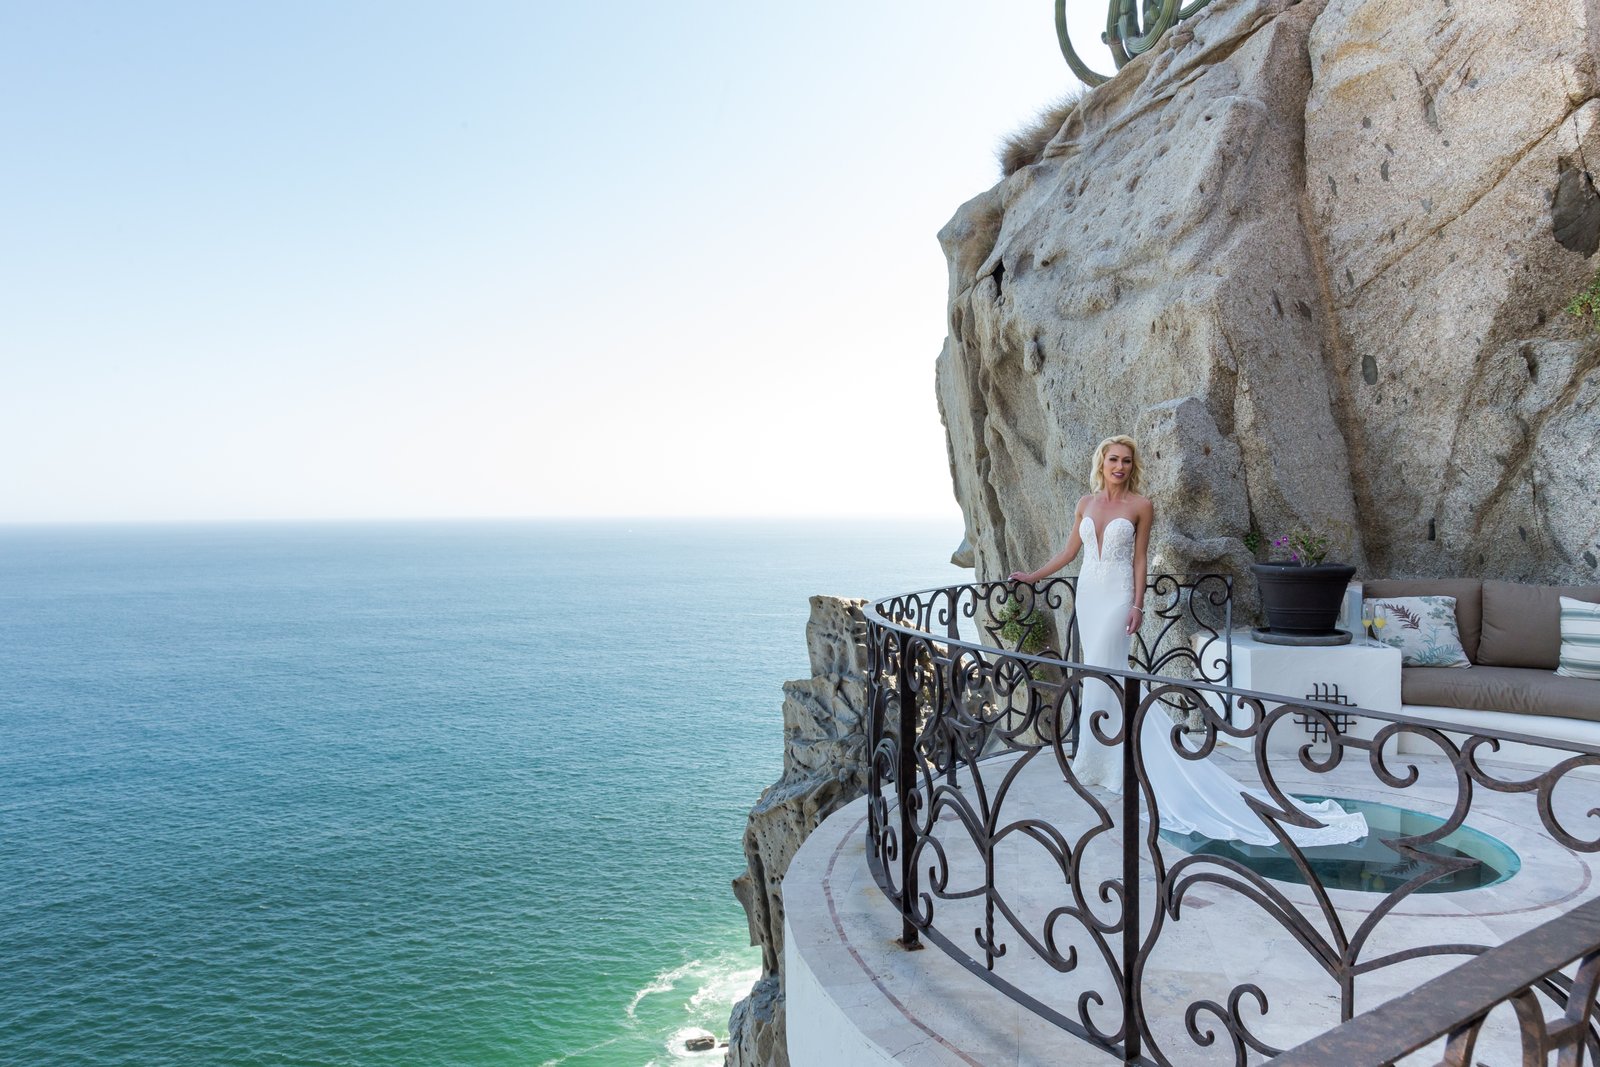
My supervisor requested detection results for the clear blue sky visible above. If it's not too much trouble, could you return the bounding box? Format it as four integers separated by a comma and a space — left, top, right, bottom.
1, 2, 1106, 523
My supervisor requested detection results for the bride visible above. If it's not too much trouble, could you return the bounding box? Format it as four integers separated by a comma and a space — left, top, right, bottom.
1009, 435, 1367, 848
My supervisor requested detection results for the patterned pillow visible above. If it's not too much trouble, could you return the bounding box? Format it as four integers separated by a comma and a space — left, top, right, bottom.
1556, 596, 1600, 679
1362, 595, 1472, 668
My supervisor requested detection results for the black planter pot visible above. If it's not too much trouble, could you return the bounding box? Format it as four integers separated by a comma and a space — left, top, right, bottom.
1250, 562, 1356, 635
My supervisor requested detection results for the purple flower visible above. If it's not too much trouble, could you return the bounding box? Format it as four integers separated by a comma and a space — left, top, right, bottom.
1266, 531, 1330, 566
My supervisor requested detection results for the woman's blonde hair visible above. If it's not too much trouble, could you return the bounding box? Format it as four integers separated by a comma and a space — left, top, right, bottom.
1089, 435, 1142, 495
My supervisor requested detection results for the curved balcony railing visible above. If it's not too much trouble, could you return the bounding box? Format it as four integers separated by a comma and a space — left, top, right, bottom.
863, 579, 1600, 1066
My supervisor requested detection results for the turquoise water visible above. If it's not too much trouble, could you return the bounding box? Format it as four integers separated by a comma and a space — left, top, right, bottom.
0, 520, 966, 1066
1162, 796, 1521, 894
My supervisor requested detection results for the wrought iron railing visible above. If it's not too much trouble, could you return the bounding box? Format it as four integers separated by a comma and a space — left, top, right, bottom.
878, 574, 1233, 731
863, 579, 1600, 1066
1272, 893, 1600, 1065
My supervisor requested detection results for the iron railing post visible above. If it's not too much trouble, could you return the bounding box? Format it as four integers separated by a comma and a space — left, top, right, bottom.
1121, 674, 1142, 1063
897, 641, 920, 949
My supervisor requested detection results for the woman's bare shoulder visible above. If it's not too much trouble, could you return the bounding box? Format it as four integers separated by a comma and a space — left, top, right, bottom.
1133, 494, 1155, 518
1074, 494, 1093, 514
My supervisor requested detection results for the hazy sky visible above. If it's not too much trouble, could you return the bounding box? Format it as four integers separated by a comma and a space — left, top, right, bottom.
2, 2, 1108, 523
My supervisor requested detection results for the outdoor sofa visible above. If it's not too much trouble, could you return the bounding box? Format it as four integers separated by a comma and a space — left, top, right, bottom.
1363, 578, 1600, 764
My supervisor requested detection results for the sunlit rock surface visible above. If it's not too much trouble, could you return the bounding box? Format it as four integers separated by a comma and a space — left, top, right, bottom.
941, 0, 1600, 591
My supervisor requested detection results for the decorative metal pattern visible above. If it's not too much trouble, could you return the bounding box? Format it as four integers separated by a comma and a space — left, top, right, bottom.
1057, 0, 1217, 86
1295, 683, 1356, 744
1269, 895, 1600, 1066
863, 580, 1600, 1066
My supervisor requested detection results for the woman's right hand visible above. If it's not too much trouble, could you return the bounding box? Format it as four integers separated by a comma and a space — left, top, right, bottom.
1008, 571, 1032, 583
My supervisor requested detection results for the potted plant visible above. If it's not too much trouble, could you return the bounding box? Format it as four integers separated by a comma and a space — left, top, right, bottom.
994, 595, 1054, 681
1249, 531, 1355, 641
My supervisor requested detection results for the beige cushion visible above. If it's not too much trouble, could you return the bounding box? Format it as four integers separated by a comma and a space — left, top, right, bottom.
1363, 579, 1482, 662
1477, 581, 1600, 669
1403, 665, 1600, 723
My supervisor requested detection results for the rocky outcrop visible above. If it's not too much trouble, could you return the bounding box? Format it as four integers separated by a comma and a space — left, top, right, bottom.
1305, 0, 1600, 578
940, 0, 1600, 592
725, 596, 872, 1067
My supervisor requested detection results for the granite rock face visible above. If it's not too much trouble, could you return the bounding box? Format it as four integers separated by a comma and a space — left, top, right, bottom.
940, 0, 1600, 592
725, 596, 872, 1067
1305, 0, 1600, 578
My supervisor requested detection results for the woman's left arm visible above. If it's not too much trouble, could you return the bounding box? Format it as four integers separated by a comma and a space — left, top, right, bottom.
1127, 498, 1154, 635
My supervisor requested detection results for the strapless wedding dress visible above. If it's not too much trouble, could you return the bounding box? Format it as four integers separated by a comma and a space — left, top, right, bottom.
1071, 516, 1367, 847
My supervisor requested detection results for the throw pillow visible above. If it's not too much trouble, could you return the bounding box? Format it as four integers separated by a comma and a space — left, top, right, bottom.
1556, 596, 1600, 679
1362, 595, 1472, 668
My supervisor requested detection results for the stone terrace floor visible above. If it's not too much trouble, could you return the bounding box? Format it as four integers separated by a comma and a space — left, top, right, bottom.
784, 742, 1600, 1066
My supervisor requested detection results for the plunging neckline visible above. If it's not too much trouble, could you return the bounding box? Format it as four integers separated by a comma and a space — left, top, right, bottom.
1082, 514, 1133, 559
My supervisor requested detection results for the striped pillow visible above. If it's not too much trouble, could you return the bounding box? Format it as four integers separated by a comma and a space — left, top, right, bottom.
1556, 596, 1600, 679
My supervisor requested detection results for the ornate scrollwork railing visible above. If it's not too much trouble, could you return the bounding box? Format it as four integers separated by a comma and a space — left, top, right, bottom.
1271, 893, 1600, 1066
877, 573, 1232, 729
863, 579, 1600, 1065
1057, 0, 1217, 86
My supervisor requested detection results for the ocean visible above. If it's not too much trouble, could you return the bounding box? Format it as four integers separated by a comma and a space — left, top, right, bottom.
0, 519, 967, 1067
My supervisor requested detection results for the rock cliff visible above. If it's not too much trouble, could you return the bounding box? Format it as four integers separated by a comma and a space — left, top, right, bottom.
725, 596, 871, 1067
940, 0, 1600, 591
729, 1, 1599, 1058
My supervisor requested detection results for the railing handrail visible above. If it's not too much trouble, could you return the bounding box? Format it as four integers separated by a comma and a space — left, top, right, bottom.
867, 571, 1235, 679
1268, 895, 1600, 1065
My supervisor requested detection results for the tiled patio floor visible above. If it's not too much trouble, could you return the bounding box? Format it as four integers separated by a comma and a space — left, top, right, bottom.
784, 744, 1599, 1066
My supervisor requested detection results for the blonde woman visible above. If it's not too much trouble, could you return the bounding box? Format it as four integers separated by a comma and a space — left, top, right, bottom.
1010, 435, 1150, 787
1010, 436, 1366, 846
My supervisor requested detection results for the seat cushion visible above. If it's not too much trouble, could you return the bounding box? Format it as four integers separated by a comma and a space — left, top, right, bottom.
1363, 579, 1482, 662
1402, 665, 1600, 723
1477, 581, 1600, 669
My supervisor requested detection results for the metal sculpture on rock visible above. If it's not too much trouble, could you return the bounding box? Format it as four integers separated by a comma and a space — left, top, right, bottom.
1056, 0, 1216, 85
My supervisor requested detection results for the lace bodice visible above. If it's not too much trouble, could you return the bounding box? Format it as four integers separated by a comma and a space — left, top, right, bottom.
1080, 515, 1135, 598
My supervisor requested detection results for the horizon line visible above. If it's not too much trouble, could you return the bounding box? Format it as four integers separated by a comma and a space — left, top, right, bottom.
0, 512, 966, 529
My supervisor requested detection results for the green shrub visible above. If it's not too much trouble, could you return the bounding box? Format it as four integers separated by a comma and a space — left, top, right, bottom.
1565, 270, 1600, 329
996, 596, 1049, 654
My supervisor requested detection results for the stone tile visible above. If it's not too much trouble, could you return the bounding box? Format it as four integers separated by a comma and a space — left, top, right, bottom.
786, 746, 1597, 1065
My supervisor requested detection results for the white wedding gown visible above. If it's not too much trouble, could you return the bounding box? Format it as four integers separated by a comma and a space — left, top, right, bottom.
1070, 516, 1367, 848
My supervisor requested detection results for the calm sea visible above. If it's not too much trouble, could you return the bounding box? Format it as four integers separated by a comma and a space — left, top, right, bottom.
0, 519, 966, 1067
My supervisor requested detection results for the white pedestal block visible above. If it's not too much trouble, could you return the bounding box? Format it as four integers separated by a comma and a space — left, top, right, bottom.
1212, 631, 1402, 755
